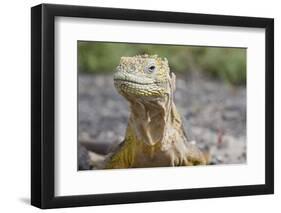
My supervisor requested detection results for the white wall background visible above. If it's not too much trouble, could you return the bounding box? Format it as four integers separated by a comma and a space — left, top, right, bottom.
0, 0, 279, 212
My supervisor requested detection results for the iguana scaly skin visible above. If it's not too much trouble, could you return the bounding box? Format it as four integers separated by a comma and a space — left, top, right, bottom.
106, 55, 207, 169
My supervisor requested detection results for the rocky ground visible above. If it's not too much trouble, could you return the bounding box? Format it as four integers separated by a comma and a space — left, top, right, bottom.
78, 73, 246, 169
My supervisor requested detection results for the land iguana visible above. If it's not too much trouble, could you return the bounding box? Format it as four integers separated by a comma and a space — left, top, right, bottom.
105, 55, 207, 169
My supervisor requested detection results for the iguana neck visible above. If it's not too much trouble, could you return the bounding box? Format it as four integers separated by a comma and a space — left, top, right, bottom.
127, 96, 184, 148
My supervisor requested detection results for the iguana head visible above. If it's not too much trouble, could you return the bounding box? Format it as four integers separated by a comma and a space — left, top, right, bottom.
114, 55, 174, 99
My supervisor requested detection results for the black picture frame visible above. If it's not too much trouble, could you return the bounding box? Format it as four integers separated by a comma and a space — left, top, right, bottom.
31, 3, 274, 209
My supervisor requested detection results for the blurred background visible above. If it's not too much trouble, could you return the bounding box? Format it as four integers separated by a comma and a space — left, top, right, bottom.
78, 41, 246, 170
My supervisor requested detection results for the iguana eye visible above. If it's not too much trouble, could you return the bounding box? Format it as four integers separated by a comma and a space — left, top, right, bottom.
147, 65, 156, 73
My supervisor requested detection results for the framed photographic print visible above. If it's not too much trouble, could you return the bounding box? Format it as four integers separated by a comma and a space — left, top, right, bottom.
31, 3, 274, 209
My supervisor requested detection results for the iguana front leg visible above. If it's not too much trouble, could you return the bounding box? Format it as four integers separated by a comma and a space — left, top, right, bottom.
105, 151, 129, 169
105, 139, 136, 169
185, 143, 208, 165
169, 143, 207, 166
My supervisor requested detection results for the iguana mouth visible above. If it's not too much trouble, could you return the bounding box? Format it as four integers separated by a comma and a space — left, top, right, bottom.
114, 80, 164, 97
113, 71, 155, 85
114, 79, 154, 86
113, 72, 165, 97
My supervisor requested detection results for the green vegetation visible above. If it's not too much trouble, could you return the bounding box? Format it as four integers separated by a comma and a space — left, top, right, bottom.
78, 41, 246, 85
